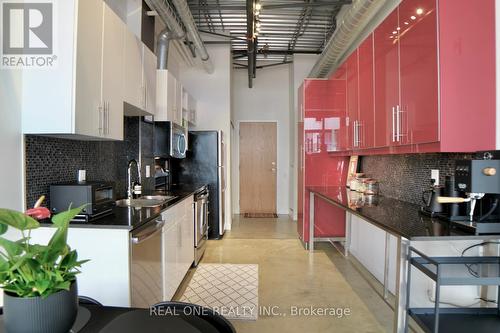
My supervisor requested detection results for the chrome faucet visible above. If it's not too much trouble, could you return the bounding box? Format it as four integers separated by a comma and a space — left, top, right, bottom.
127, 159, 141, 199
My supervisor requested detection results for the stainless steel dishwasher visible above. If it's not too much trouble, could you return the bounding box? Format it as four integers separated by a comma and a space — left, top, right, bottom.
130, 218, 165, 308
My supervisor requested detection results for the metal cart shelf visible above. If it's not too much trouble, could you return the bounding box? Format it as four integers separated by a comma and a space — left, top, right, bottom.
405, 247, 500, 333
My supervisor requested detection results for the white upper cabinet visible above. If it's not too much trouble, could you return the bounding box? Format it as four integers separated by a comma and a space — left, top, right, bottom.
156, 70, 183, 126
123, 29, 143, 112
22, 0, 125, 140
123, 31, 156, 116
142, 46, 157, 116
101, 5, 125, 140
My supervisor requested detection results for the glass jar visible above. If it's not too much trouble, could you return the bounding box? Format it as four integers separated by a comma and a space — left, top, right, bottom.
350, 173, 365, 191
363, 179, 380, 195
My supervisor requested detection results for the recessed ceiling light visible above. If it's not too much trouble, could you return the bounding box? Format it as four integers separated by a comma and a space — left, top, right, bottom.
404, 21, 409, 25
396, 27, 401, 30
392, 31, 397, 34
410, 15, 416, 20
416, 8, 424, 15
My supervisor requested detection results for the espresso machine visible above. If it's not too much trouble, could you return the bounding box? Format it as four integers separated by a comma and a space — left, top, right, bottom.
437, 156, 500, 235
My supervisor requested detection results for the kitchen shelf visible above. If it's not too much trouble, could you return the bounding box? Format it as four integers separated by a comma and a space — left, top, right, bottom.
406, 247, 500, 333
408, 308, 500, 333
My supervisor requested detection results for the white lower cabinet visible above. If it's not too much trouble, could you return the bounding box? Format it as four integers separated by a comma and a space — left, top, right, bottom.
348, 213, 398, 294
5, 227, 131, 307
162, 195, 194, 301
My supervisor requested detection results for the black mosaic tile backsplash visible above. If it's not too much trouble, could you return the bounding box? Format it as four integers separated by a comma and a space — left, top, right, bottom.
25, 117, 155, 208
360, 153, 473, 205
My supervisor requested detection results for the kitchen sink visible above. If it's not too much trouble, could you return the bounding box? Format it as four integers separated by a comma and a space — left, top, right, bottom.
115, 195, 177, 208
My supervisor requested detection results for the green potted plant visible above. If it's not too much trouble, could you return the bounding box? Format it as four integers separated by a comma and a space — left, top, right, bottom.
0, 205, 88, 333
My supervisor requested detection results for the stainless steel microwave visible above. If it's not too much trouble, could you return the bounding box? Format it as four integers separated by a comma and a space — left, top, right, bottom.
154, 122, 187, 159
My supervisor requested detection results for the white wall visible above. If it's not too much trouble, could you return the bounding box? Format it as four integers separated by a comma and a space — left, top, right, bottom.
289, 54, 319, 220
231, 65, 291, 215
0, 71, 24, 211
181, 43, 233, 230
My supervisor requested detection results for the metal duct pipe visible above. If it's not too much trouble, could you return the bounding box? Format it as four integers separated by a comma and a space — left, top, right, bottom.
157, 29, 174, 70
171, 0, 215, 74
308, 0, 389, 78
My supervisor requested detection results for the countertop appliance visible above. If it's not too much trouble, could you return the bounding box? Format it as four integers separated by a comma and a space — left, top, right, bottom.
437, 158, 500, 234
50, 181, 115, 221
420, 180, 444, 217
172, 131, 225, 239
193, 186, 209, 266
154, 122, 187, 159
130, 217, 165, 308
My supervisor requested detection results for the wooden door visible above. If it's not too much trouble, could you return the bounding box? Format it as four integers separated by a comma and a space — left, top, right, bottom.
239, 122, 277, 214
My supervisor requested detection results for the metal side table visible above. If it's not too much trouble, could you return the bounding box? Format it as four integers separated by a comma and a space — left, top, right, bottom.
405, 247, 500, 333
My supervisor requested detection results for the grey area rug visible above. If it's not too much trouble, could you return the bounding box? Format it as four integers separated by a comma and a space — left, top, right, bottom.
179, 264, 259, 320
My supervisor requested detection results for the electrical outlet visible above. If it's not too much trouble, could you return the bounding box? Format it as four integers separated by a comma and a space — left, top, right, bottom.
431, 169, 439, 185
145, 165, 151, 178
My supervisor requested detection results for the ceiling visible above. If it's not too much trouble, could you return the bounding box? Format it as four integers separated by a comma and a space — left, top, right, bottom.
186, 0, 350, 67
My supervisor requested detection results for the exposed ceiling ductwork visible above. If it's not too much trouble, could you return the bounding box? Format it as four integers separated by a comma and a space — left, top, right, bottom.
171, 0, 215, 74
157, 28, 176, 70
308, 0, 397, 78
145, 0, 214, 74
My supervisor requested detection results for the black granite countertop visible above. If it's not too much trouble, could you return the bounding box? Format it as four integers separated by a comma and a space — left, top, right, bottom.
41, 185, 206, 231
306, 186, 481, 240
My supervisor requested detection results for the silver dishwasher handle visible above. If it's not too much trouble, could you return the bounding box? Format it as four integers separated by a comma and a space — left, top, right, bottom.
132, 220, 165, 244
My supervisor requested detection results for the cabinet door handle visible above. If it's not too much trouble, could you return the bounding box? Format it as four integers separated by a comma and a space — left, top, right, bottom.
396, 105, 401, 142
391, 106, 396, 142
98, 103, 104, 135
356, 121, 362, 147
104, 102, 107, 135
105, 101, 109, 135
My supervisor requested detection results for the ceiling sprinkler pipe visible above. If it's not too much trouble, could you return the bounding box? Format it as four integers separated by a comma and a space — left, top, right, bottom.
144, 0, 185, 39
308, 0, 387, 78
171, 0, 215, 74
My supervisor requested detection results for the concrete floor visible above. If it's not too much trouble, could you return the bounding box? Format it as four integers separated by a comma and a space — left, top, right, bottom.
176, 215, 394, 333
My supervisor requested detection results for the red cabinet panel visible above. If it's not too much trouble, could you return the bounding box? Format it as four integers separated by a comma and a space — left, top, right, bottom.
399, 0, 439, 145
373, 9, 399, 148
346, 51, 359, 150
297, 79, 349, 245
330, 65, 349, 152
358, 34, 375, 149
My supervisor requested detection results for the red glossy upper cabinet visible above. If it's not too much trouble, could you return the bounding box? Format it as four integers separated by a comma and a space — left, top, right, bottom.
399, 0, 438, 145
330, 65, 349, 152
346, 50, 359, 150
358, 34, 375, 149
373, 9, 399, 148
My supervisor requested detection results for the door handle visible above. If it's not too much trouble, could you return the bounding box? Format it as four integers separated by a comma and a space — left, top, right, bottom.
105, 101, 110, 135
98, 103, 104, 135
391, 106, 396, 142
131, 219, 165, 244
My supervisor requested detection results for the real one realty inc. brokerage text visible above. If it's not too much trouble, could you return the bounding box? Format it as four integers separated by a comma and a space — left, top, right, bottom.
151, 305, 352, 318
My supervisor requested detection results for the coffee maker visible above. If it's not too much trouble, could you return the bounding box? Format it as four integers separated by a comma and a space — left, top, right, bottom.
420, 179, 444, 217
437, 157, 500, 235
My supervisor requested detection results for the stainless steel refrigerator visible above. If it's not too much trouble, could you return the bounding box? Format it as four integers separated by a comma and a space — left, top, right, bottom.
172, 131, 225, 239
